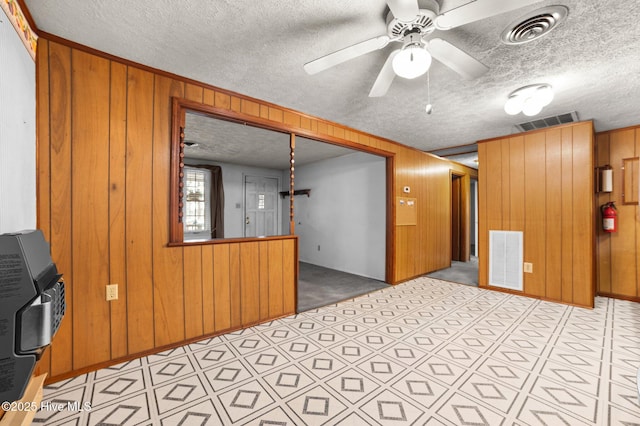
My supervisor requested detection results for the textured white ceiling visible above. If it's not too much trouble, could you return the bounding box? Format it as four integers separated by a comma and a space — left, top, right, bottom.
25, 0, 640, 153
184, 112, 357, 169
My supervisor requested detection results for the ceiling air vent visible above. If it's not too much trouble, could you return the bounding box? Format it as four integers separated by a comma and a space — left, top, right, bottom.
515, 111, 579, 132
501, 5, 568, 45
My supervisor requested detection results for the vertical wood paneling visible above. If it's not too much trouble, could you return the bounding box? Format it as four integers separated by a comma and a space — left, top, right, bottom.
183, 245, 204, 338
71, 50, 111, 368
203, 88, 215, 106
202, 245, 215, 334
185, 83, 203, 102
561, 128, 575, 303
485, 142, 503, 232
523, 132, 546, 297
545, 128, 562, 301
636, 129, 640, 297
479, 123, 594, 306
500, 141, 511, 227
609, 129, 636, 296
213, 244, 231, 331
48, 42, 73, 376
268, 240, 284, 317
258, 241, 270, 320
35, 40, 52, 377
242, 99, 260, 117
240, 242, 260, 325
631, 127, 640, 301
125, 67, 155, 354
571, 123, 593, 306
595, 126, 640, 300
214, 91, 230, 109
36, 39, 51, 243
229, 244, 241, 328
608, 129, 636, 296
508, 136, 525, 232
109, 61, 128, 359
477, 144, 488, 287
283, 239, 296, 315
152, 76, 186, 347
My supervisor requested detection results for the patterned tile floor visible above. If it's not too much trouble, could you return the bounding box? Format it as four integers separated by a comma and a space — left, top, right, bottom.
34, 277, 640, 425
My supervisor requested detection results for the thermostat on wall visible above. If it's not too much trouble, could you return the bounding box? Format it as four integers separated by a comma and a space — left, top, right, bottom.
403, 186, 410, 193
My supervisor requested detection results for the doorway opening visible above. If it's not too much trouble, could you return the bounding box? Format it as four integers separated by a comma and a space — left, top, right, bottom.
293, 138, 389, 311
428, 170, 478, 286
451, 173, 464, 261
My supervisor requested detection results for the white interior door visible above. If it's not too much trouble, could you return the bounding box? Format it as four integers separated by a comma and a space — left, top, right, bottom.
244, 175, 279, 237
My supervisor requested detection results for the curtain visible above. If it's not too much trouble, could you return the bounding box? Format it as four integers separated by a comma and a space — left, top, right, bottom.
190, 165, 224, 238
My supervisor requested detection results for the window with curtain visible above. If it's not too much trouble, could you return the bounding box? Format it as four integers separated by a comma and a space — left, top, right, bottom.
184, 167, 212, 240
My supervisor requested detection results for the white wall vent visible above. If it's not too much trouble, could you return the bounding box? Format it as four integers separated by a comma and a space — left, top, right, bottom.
489, 230, 523, 291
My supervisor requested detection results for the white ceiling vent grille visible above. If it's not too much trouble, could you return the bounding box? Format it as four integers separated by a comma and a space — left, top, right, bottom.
515, 111, 579, 132
489, 230, 523, 291
501, 6, 569, 45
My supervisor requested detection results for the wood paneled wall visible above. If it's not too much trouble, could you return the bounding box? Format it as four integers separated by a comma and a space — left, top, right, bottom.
595, 125, 640, 301
34, 37, 475, 381
477, 122, 594, 307
35, 40, 297, 381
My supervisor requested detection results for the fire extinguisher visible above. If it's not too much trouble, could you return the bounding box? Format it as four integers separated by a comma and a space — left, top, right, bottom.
601, 202, 617, 233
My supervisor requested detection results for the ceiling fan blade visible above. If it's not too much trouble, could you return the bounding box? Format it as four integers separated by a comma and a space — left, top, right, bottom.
435, 0, 543, 30
303, 35, 390, 75
386, 0, 420, 22
369, 50, 400, 97
428, 38, 488, 79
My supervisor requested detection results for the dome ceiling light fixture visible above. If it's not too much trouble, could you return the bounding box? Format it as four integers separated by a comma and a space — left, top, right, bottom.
501, 5, 569, 45
392, 31, 432, 79
504, 84, 554, 117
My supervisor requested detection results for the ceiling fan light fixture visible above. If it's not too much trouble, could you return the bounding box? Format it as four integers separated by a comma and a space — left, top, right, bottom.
504, 83, 553, 117
392, 44, 431, 79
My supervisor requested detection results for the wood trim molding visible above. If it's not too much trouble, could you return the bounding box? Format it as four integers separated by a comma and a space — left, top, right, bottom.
171, 97, 395, 158
596, 292, 640, 303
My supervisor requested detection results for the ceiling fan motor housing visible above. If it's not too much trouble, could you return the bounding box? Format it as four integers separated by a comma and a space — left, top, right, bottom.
386, 0, 440, 40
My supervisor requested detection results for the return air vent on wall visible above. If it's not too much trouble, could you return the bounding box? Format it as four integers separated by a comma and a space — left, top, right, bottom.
489, 230, 523, 291
515, 111, 579, 132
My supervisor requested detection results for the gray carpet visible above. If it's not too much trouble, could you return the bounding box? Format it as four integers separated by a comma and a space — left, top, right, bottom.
297, 262, 388, 312
426, 256, 479, 286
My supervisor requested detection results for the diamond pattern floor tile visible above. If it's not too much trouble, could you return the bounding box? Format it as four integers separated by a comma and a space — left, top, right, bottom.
36, 278, 640, 425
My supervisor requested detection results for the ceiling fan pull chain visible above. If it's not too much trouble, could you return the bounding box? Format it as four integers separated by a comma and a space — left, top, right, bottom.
425, 71, 433, 114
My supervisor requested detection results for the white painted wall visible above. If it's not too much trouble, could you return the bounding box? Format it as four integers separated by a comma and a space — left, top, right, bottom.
0, 16, 36, 233
294, 152, 386, 280
184, 159, 288, 238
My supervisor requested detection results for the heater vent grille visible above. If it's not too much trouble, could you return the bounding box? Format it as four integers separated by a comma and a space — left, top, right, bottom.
489, 230, 523, 291
515, 111, 579, 132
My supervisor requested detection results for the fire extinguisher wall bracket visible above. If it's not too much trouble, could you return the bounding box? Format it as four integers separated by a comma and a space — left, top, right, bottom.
601, 201, 617, 233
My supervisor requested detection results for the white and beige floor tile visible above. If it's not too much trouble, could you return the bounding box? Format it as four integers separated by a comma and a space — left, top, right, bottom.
34, 277, 640, 425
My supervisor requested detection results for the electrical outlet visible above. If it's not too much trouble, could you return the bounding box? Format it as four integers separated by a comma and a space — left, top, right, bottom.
106, 284, 118, 301
523, 262, 533, 273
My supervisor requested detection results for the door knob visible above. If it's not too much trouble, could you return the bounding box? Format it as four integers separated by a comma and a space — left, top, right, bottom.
246, 216, 250, 225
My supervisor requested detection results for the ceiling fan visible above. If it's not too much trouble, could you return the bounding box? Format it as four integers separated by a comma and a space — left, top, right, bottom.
304, 0, 543, 97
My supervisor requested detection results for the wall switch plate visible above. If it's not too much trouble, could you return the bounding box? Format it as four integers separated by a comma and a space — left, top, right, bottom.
523, 262, 533, 273
106, 284, 118, 301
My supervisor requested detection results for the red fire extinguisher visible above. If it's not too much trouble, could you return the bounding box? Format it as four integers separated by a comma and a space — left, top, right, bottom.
601, 202, 617, 233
